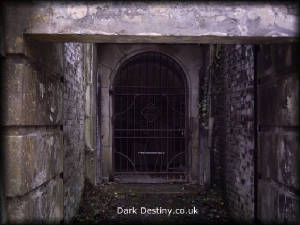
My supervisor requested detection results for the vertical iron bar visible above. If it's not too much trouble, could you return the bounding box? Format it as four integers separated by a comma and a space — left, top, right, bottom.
126, 66, 129, 172
119, 94, 122, 171
167, 95, 169, 171
133, 95, 136, 171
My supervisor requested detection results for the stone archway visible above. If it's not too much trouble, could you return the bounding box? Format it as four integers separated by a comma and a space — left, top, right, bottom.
112, 51, 188, 182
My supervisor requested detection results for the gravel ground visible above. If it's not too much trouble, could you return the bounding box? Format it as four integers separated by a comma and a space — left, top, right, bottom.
73, 181, 231, 224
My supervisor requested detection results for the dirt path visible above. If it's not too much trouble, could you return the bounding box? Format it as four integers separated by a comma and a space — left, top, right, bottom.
73, 181, 231, 224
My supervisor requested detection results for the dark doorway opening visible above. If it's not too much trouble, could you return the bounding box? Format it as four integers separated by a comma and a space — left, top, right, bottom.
113, 52, 188, 182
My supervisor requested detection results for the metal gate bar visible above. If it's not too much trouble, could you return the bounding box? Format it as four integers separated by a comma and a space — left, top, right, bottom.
113, 52, 187, 180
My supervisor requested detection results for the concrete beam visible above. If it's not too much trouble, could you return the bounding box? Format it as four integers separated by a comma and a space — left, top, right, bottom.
3, 1, 299, 53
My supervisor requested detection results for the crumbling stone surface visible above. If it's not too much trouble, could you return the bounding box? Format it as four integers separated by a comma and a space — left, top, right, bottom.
6, 177, 63, 223
4, 129, 63, 197
2, 40, 87, 223
1, 40, 64, 223
210, 45, 255, 221
2, 2, 298, 54
63, 42, 85, 222
2, 57, 63, 126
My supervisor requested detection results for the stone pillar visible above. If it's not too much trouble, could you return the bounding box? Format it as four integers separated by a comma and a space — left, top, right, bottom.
83, 44, 98, 184
62, 42, 86, 222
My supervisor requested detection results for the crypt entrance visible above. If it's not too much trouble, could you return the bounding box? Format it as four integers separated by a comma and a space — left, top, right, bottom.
98, 44, 204, 184
113, 52, 187, 182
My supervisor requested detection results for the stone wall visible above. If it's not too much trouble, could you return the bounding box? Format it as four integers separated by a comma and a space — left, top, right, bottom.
63, 43, 85, 222
256, 44, 299, 223
1, 39, 64, 223
1, 39, 87, 222
210, 45, 255, 221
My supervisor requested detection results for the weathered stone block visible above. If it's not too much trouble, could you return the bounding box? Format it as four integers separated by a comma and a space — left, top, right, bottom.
25, 40, 64, 75
277, 190, 300, 224
85, 116, 96, 148
63, 163, 84, 222
85, 150, 96, 185
7, 177, 63, 223
257, 180, 278, 223
99, 66, 112, 88
257, 133, 278, 182
258, 74, 299, 126
85, 84, 96, 118
2, 59, 63, 126
100, 116, 112, 148
4, 130, 63, 197
85, 85, 92, 117
257, 180, 299, 224
101, 87, 110, 117
258, 44, 300, 79
257, 45, 274, 78
63, 42, 86, 222
101, 145, 112, 179
84, 117, 92, 148
259, 132, 299, 189
274, 44, 300, 75
277, 134, 299, 188
257, 42, 299, 224
97, 44, 126, 72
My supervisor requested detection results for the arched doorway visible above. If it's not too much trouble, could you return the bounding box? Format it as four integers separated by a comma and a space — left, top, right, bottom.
113, 52, 188, 182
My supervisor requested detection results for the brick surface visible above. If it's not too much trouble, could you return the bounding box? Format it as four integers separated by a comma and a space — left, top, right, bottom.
210, 45, 255, 220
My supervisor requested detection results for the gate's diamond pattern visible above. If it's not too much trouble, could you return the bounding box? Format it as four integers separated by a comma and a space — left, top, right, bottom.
141, 103, 160, 122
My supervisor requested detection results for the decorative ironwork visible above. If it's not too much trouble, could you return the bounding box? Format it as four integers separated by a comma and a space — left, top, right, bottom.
113, 52, 187, 180
141, 103, 160, 122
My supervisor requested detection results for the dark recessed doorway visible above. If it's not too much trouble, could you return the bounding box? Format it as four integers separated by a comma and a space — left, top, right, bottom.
113, 52, 188, 182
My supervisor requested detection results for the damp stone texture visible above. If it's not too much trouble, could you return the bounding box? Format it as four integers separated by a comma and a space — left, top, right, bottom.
1, 39, 88, 223
210, 45, 255, 221
83, 44, 98, 185
256, 44, 299, 224
2, 1, 299, 55
63, 42, 86, 223
1, 40, 64, 223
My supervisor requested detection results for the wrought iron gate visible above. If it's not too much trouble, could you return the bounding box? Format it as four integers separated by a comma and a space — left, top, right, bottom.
113, 52, 187, 180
